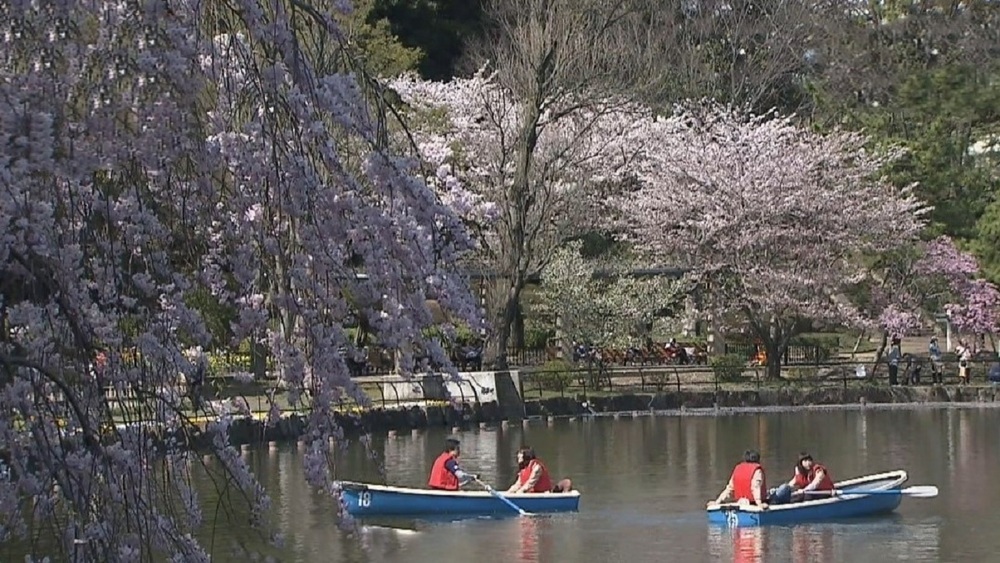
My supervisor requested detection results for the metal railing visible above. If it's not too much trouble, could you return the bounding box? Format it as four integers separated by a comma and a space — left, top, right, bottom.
518, 359, 1000, 400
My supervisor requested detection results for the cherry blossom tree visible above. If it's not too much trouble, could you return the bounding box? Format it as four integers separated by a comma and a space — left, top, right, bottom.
850, 235, 1000, 367
538, 241, 681, 351
1, 1, 476, 560
916, 237, 1000, 337
388, 70, 653, 365
620, 102, 928, 378
387, 0, 676, 368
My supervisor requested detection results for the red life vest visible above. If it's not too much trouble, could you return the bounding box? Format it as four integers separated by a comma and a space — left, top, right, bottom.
809, 464, 834, 491
517, 459, 553, 493
731, 462, 766, 503
794, 464, 834, 491
793, 469, 810, 489
428, 452, 459, 490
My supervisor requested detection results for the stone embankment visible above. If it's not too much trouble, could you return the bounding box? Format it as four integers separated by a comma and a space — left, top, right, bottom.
216, 382, 1000, 447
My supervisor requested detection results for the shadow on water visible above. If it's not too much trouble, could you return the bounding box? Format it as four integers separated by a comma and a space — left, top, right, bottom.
355, 511, 571, 530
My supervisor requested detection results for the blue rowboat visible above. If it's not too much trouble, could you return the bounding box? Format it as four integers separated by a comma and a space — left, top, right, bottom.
337, 481, 582, 517
707, 469, 909, 527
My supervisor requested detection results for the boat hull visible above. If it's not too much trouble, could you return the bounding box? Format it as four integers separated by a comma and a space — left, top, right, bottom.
338, 481, 582, 517
707, 470, 908, 527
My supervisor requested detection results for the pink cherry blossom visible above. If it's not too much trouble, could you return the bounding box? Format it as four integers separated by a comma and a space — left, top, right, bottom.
618, 102, 928, 377
845, 235, 999, 346
388, 69, 656, 361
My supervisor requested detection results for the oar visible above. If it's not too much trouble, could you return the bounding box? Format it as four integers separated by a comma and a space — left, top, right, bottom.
474, 478, 531, 516
807, 485, 938, 498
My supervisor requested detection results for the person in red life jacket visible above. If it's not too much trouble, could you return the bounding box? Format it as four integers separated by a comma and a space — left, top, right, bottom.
505, 446, 574, 494
428, 438, 478, 491
792, 452, 834, 499
708, 449, 768, 509
767, 452, 836, 504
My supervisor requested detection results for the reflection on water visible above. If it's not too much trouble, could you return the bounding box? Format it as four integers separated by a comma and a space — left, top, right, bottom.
707, 517, 942, 563
231, 407, 998, 562
707, 525, 765, 562
790, 524, 833, 563
255, 407, 1000, 561
11, 406, 1000, 562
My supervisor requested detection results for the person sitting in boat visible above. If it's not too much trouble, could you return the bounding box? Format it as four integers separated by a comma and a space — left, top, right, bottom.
505, 446, 573, 494
794, 453, 834, 497
708, 449, 768, 509
428, 438, 478, 491
767, 464, 807, 505
770, 452, 835, 503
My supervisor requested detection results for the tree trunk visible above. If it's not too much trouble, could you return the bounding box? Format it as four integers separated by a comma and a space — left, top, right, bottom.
850, 329, 866, 359
869, 330, 889, 378
764, 341, 783, 380
354, 320, 370, 348
483, 96, 540, 368
483, 278, 524, 369
250, 339, 268, 380
511, 300, 525, 349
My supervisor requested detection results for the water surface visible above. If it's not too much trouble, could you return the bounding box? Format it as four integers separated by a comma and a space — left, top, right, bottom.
228, 406, 999, 562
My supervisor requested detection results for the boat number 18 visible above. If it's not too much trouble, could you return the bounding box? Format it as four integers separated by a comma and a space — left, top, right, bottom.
358, 492, 372, 508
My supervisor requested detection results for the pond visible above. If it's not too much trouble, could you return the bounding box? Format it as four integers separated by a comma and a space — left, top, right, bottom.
227, 405, 999, 562
7, 406, 998, 562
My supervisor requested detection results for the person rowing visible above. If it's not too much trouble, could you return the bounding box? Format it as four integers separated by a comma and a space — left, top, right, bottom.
506, 446, 573, 494
708, 449, 768, 509
792, 452, 834, 499
770, 451, 835, 503
428, 438, 479, 491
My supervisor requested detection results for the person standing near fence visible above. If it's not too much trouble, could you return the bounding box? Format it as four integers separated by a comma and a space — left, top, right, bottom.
929, 337, 943, 384
957, 341, 972, 384
887, 338, 901, 386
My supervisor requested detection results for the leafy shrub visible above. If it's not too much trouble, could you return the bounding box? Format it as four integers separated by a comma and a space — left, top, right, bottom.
524, 328, 555, 350
535, 359, 575, 393
792, 334, 840, 363
710, 354, 747, 382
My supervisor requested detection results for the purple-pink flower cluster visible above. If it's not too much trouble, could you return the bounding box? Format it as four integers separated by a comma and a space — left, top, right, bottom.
1, 1, 479, 560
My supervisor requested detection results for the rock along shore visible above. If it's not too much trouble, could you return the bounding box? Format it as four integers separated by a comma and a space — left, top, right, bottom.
209, 385, 1000, 448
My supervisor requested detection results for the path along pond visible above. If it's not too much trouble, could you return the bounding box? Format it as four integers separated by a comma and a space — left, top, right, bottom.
35, 406, 1000, 562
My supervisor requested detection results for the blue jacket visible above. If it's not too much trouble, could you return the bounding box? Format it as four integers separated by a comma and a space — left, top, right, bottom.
988, 364, 1000, 383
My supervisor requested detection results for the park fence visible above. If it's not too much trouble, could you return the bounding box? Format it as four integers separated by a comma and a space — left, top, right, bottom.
518, 359, 999, 400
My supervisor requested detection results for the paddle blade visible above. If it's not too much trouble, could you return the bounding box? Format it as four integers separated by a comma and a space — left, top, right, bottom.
901, 486, 938, 498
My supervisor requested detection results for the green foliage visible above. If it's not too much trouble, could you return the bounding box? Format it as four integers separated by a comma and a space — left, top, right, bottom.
535, 359, 575, 393
791, 334, 841, 363
206, 353, 242, 377
421, 323, 478, 344
336, 0, 423, 77
523, 328, 552, 350
538, 241, 681, 349
974, 197, 1000, 283
834, 64, 1000, 273
710, 354, 746, 383
185, 287, 236, 349
368, 0, 484, 80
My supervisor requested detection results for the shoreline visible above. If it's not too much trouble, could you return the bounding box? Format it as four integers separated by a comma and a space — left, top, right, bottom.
208, 384, 1000, 448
